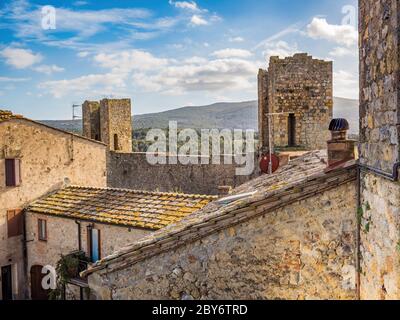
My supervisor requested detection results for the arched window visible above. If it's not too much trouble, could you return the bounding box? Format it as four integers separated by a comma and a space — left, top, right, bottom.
113, 134, 119, 151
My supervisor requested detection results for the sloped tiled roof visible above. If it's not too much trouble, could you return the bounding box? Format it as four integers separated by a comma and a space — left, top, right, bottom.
81, 151, 357, 277
28, 186, 217, 230
0, 109, 106, 146
0, 109, 23, 122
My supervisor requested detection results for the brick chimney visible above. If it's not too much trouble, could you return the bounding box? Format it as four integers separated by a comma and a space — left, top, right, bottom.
327, 119, 355, 167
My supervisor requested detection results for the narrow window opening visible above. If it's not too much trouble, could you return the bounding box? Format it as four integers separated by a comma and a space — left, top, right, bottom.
38, 219, 47, 241
113, 134, 119, 151
5, 159, 21, 187
288, 113, 296, 147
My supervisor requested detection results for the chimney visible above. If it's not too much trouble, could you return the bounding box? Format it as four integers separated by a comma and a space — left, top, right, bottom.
327, 119, 355, 167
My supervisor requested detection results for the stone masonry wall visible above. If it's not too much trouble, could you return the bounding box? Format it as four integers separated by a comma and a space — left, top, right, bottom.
82, 101, 101, 141
107, 152, 258, 195
0, 119, 107, 299
359, 172, 400, 299
359, 0, 400, 300
25, 212, 151, 300
100, 99, 132, 153
88, 181, 357, 300
258, 69, 270, 152
259, 54, 333, 151
359, 0, 399, 174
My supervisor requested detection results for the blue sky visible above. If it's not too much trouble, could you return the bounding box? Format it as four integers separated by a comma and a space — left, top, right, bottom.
0, 0, 358, 120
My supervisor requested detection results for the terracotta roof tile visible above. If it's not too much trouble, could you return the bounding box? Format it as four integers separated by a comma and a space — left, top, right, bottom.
28, 186, 217, 230
0, 109, 23, 122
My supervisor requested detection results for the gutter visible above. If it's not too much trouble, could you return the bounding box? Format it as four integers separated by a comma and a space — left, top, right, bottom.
358, 162, 400, 182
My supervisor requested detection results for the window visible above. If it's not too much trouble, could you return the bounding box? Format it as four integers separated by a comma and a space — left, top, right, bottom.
87, 227, 101, 263
38, 219, 47, 241
5, 159, 21, 187
7, 209, 23, 238
113, 134, 119, 151
288, 113, 296, 147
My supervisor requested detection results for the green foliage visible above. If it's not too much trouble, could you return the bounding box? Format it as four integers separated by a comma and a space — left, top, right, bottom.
357, 206, 364, 225
49, 251, 90, 300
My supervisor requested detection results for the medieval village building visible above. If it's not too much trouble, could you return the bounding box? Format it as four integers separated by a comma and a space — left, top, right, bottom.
0, 0, 399, 301
0, 110, 107, 300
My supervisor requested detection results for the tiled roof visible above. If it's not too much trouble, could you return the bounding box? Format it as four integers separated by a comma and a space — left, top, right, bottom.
28, 186, 217, 230
82, 151, 357, 277
0, 110, 23, 122
0, 109, 106, 146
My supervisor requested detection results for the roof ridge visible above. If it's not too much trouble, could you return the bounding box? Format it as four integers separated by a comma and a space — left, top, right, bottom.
67, 185, 218, 200
81, 164, 357, 277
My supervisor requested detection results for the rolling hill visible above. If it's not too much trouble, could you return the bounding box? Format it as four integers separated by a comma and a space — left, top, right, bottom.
40, 97, 359, 134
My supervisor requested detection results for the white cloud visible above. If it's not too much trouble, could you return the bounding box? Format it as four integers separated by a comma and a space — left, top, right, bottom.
34, 64, 65, 75
190, 15, 208, 26
329, 46, 357, 57
333, 70, 359, 99
307, 18, 358, 47
229, 37, 244, 43
39, 73, 127, 98
169, 1, 201, 12
262, 41, 298, 61
94, 50, 168, 73
0, 76, 30, 82
39, 48, 259, 98
132, 57, 259, 94
211, 49, 253, 59
73, 1, 88, 6
77, 51, 90, 58
0, 47, 42, 69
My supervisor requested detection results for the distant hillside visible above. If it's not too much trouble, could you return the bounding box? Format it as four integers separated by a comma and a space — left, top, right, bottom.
40, 97, 359, 134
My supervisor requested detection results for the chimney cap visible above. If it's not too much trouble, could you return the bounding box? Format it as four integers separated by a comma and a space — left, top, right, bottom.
329, 118, 349, 131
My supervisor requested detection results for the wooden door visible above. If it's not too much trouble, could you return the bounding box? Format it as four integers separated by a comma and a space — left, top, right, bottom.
1, 265, 13, 300
30, 265, 49, 300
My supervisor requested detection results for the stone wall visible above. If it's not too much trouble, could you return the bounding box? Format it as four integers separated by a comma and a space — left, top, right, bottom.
359, 172, 400, 299
359, 0, 400, 300
0, 119, 107, 299
100, 99, 132, 153
88, 181, 357, 300
82, 101, 101, 141
25, 212, 151, 299
259, 53, 333, 151
82, 99, 133, 153
107, 152, 258, 195
359, 0, 399, 174
258, 69, 270, 152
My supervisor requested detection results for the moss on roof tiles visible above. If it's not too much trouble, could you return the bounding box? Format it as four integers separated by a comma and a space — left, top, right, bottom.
28, 186, 217, 230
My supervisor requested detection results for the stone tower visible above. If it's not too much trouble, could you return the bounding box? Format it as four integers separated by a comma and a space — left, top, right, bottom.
359, 0, 400, 299
258, 53, 333, 152
82, 98, 132, 153
82, 101, 101, 141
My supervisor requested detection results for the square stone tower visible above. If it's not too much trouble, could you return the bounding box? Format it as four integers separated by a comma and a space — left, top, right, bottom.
258, 53, 333, 152
82, 98, 132, 153
82, 101, 101, 141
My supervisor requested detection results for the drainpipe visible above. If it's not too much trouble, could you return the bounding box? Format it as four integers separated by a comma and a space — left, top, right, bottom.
75, 220, 83, 300
356, 166, 361, 300
75, 220, 82, 251
22, 209, 29, 300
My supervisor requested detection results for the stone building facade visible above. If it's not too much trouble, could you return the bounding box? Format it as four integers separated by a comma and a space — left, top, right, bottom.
0, 112, 107, 300
83, 99, 132, 153
258, 54, 333, 152
84, 151, 358, 300
358, 0, 400, 300
107, 153, 258, 195
24, 185, 215, 300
